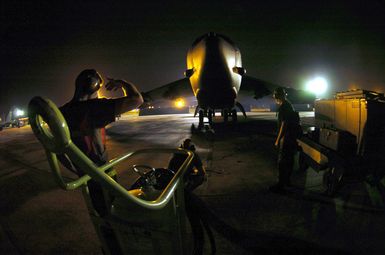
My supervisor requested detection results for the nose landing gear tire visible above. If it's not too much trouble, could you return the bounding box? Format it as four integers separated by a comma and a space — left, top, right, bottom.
198, 110, 204, 129
231, 109, 237, 123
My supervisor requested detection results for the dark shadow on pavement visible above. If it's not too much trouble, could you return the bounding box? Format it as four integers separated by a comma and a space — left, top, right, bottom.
189, 192, 346, 255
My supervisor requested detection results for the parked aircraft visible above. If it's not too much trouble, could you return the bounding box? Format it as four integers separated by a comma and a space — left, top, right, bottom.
143, 32, 314, 128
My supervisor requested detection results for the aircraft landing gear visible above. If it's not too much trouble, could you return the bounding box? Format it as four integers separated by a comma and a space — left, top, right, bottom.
231, 109, 237, 123
198, 110, 204, 129
223, 109, 229, 123
208, 109, 214, 126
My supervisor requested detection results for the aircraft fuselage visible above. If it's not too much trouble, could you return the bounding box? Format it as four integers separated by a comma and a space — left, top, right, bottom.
186, 33, 243, 110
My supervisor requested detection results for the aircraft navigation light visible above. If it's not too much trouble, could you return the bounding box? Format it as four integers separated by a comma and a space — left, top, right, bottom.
15, 109, 25, 117
174, 98, 186, 108
305, 77, 328, 96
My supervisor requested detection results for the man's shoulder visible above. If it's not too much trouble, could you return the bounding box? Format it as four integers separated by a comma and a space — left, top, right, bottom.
59, 100, 85, 113
59, 101, 73, 114
61, 98, 112, 108
81, 98, 111, 106
283, 100, 294, 108
281, 100, 294, 112
59, 101, 71, 109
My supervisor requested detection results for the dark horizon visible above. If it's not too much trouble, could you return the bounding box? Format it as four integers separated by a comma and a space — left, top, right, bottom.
1, 1, 385, 115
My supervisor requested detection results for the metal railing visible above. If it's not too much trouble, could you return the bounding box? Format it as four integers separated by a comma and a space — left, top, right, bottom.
28, 96, 193, 209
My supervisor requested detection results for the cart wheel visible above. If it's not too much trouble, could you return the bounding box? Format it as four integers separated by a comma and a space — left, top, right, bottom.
323, 166, 344, 196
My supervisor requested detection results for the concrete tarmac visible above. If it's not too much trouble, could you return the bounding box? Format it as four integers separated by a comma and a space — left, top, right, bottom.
1, 112, 385, 254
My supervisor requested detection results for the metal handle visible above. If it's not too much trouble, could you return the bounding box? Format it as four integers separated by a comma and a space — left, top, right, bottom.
28, 96, 194, 209
28, 97, 71, 154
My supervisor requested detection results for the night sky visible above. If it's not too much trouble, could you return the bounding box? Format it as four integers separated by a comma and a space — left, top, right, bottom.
1, 1, 385, 115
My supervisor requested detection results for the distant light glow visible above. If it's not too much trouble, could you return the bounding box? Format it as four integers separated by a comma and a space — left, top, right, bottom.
15, 109, 25, 117
174, 98, 186, 108
305, 77, 328, 96
348, 83, 359, 90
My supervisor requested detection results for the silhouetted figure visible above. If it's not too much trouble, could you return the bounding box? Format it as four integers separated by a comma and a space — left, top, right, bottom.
270, 87, 299, 193
168, 139, 213, 254
59, 69, 143, 254
168, 138, 206, 191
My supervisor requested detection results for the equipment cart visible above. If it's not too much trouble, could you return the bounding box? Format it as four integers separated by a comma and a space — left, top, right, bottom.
298, 90, 385, 196
28, 97, 197, 254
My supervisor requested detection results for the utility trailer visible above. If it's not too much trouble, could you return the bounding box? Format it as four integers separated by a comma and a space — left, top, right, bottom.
298, 90, 385, 195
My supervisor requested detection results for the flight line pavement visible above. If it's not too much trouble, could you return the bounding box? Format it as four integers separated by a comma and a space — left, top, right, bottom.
0, 112, 385, 254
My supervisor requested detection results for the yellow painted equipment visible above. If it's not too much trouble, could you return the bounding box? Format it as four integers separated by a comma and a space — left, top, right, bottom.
297, 136, 328, 168
314, 89, 385, 153
28, 96, 194, 254
315, 98, 367, 152
298, 89, 385, 196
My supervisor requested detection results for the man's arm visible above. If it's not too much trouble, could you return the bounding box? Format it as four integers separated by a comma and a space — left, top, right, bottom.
275, 121, 287, 147
105, 79, 144, 115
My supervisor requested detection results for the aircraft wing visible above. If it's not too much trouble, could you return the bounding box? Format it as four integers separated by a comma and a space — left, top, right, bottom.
284, 87, 316, 104
240, 75, 315, 104
239, 75, 278, 99
142, 78, 193, 103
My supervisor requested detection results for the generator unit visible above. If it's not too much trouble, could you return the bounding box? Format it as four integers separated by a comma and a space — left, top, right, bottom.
314, 90, 385, 156
298, 89, 385, 195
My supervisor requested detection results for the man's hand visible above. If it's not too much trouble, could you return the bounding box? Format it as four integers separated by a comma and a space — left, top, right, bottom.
274, 139, 279, 148
105, 78, 141, 97
105, 78, 124, 91
106, 78, 144, 115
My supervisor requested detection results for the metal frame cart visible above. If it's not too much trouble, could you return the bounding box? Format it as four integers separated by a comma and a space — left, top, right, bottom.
28, 96, 194, 254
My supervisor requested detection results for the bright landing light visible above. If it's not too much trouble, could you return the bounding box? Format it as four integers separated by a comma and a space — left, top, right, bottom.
305, 77, 328, 96
174, 98, 186, 108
